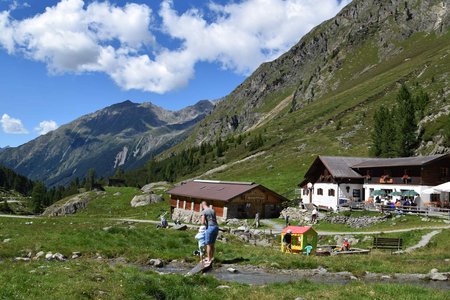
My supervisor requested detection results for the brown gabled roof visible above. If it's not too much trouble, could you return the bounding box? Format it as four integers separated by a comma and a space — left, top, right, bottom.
351, 154, 448, 168
167, 180, 260, 202
319, 156, 377, 178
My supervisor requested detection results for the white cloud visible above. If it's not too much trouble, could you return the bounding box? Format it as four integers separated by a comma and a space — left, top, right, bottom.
1, 114, 28, 134
0, 0, 350, 94
34, 120, 58, 135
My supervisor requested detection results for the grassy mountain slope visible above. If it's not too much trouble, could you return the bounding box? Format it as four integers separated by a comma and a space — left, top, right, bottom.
142, 0, 450, 195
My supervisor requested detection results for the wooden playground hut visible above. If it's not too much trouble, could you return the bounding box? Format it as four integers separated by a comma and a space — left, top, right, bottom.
281, 226, 318, 254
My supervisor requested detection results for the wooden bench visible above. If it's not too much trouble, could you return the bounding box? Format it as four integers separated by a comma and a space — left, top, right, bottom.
372, 237, 403, 250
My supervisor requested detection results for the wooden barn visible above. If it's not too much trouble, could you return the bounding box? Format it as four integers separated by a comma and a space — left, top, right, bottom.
167, 180, 286, 219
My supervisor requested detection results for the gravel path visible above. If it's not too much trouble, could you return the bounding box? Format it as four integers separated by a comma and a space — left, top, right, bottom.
404, 230, 442, 253
0, 214, 37, 219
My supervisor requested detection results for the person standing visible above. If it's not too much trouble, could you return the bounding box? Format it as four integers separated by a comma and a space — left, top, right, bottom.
254, 212, 260, 228
201, 201, 219, 266
311, 207, 318, 224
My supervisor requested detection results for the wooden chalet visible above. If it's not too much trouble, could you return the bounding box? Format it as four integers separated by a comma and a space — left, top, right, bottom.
299, 154, 450, 209
167, 180, 286, 219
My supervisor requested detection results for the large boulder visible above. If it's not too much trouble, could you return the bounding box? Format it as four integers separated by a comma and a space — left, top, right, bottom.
141, 182, 169, 194
130, 194, 164, 207
42, 192, 101, 216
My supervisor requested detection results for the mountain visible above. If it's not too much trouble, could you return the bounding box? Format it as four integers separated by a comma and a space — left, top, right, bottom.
0, 100, 214, 186
149, 0, 450, 193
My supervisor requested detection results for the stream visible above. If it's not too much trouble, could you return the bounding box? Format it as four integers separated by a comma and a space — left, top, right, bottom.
147, 261, 450, 290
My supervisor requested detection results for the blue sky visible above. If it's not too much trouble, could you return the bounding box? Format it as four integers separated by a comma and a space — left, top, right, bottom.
0, 0, 349, 147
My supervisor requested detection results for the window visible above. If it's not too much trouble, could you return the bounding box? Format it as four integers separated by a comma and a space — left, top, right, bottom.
431, 194, 440, 202
328, 189, 335, 196
440, 167, 449, 178
317, 188, 323, 195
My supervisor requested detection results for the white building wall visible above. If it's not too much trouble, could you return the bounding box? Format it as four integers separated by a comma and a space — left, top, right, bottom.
311, 183, 339, 210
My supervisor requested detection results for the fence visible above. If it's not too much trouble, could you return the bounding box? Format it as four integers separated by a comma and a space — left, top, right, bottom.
339, 202, 450, 219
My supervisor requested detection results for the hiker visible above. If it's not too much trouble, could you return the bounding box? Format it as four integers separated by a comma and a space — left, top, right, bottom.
304, 243, 313, 256
253, 212, 260, 228
341, 238, 350, 251
201, 201, 219, 266
194, 225, 207, 262
283, 229, 292, 252
311, 207, 318, 224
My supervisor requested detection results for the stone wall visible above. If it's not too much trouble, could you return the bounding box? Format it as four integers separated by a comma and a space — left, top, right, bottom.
321, 214, 389, 228
171, 208, 225, 225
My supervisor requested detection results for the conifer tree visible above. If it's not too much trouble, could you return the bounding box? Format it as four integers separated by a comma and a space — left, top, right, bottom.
394, 84, 417, 157
31, 182, 47, 213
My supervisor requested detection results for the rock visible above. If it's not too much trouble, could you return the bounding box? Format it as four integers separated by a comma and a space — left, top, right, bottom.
430, 268, 439, 274
429, 273, 448, 281
141, 182, 169, 193
113, 192, 121, 196
14, 257, 30, 261
227, 267, 238, 273
350, 276, 358, 280
173, 224, 188, 231
237, 226, 247, 231
72, 252, 81, 259
444, 259, 449, 262
380, 275, 391, 280
316, 266, 328, 275
25, 222, 33, 225
53, 253, 66, 261
3, 238, 11, 243
130, 194, 164, 207
34, 251, 45, 260
294, 297, 305, 300
42, 192, 99, 216
322, 215, 388, 228
279, 207, 307, 222
148, 259, 164, 268
103, 226, 112, 232
216, 285, 231, 289
45, 252, 53, 260
225, 218, 247, 226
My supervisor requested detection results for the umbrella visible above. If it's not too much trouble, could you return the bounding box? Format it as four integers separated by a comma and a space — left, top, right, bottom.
432, 181, 450, 193
402, 190, 419, 197
389, 191, 402, 196
371, 190, 386, 196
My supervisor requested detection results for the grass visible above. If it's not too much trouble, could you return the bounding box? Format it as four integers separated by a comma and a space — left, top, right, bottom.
1, 260, 448, 300
1, 190, 450, 299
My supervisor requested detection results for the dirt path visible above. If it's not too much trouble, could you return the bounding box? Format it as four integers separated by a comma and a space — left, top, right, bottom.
0, 214, 37, 219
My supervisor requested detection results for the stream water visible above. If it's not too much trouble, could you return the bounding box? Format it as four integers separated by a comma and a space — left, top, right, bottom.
151, 262, 450, 290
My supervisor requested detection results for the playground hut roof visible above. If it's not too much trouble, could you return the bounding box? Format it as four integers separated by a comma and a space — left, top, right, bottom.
281, 226, 316, 235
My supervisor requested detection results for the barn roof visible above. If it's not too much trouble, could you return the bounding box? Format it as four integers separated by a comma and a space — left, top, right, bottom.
167, 180, 286, 202
281, 226, 316, 235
